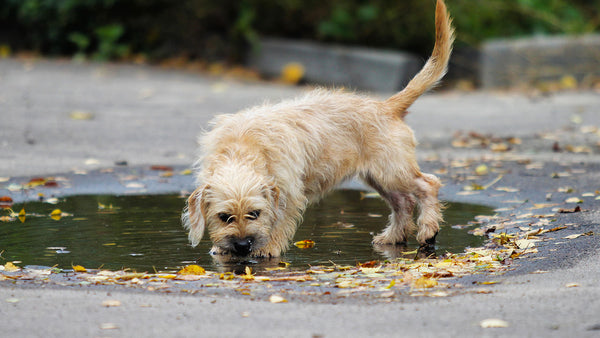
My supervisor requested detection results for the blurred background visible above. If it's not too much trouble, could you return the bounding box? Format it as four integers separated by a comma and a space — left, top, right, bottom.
0, 0, 599, 90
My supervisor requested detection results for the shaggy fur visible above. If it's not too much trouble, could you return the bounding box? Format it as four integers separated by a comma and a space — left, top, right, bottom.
183, 0, 455, 258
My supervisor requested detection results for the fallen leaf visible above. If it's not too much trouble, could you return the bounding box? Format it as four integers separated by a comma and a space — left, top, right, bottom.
101, 300, 122, 307
565, 197, 583, 204
72, 265, 87, 272
294, 239, 315, 249
565, 283, 580, 288
50, 209, 62, 221
177, 265, 205, 275
269, 294, 287, 303
280, 62, 305, 84
480, 318, 509, 328
558, 206, 581, 213
475, 164, 489, 176
413, 277, 438, 289
150, 165, 173, 171
69, 110, 94, 120
4, 262, 20, 272
99, 323, 119, 330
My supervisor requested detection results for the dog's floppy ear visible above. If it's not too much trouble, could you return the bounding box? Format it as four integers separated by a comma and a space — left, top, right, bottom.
182, 184, 210, 247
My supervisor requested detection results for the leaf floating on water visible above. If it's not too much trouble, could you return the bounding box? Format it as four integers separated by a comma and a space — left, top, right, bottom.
480, 318, 509, 328
241, 266, 254, 280
294, 240, 315, 249
50, 209, 62, 221
177, 264, 205, 275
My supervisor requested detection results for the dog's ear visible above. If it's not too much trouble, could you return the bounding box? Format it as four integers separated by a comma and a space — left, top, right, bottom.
183, 184, 210, 247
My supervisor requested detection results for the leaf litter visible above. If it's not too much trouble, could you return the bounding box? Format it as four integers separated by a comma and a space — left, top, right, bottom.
1, 159, 597, 302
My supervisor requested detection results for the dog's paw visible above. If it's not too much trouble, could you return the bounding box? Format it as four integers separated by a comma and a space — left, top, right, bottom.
372, 233, 406, 246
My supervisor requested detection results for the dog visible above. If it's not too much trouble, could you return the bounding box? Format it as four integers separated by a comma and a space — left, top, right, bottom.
183, 0, 454, 258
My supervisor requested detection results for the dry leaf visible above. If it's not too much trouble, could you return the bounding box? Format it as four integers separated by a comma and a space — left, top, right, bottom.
101, 300, 122, 307
480, 318, 509, 328
475, 164, 489, 176
565, 197, 583, 203
280, 63, 305, 84
72, 265, 87, 272
413, 277, 438, 289
269, 294, 287, 303
4, 262, 20, 272
177, 265, 205, 275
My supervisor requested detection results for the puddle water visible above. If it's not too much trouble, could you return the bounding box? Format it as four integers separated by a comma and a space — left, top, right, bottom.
1, 191, 492, 272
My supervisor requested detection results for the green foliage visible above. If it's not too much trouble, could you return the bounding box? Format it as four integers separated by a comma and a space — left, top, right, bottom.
0, 0, 598, 61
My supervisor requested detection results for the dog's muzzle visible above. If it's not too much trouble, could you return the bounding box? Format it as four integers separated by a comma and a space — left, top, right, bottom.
231, 236, 254, 256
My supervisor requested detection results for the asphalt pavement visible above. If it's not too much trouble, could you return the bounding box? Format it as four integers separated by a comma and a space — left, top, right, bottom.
1, 58, 599, 337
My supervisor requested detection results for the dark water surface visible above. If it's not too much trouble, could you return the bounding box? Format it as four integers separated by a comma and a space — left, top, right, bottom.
1, 191, 492, 272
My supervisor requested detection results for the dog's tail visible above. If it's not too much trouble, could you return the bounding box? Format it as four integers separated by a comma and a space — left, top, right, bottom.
385, 0, 454, 118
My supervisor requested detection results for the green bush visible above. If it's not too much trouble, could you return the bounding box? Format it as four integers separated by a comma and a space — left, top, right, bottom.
0, 0, 598, 61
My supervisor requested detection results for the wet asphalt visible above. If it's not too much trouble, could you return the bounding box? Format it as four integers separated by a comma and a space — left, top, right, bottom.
1, 58, 599, 337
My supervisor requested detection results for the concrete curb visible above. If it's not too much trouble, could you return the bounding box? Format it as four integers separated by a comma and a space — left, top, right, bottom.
481, 34, 600, 89
247, 37, 423, 92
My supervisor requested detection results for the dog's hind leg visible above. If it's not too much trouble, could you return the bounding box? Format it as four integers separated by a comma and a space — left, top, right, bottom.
362, 174, 417, 245
413, 173, 443, 245
362, 172, 442, 246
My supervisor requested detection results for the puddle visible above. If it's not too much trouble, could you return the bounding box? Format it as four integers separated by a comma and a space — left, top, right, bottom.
0, 191, 492, 272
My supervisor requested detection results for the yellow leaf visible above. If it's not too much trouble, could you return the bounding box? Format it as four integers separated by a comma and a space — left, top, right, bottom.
0, 44, 11, 58
280, 62, 305, 84
69, 110, 95, 120
72, 265, 87, 272
241, 266, 254, 280
560, 75, 577, 89
413, 277, 438, 289
177, 264, 205, 275
294, 239, 315, 249
50, 209, 62, 221
219, 272, 235, 280
18, 208, 26, 217
180, 169, 193, 175
4, 262, 20, 272
475, 164, 489, 176
479, 281, 499, 285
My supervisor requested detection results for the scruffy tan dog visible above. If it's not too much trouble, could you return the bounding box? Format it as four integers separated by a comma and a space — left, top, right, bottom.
183, 0, 454, 258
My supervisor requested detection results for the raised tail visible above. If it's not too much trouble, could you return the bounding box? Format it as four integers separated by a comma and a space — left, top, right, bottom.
385, 0, 455, 118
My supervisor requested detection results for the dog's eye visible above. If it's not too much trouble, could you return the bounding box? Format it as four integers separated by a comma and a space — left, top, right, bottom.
245, 210, 261, 220
218, 213, 234, 224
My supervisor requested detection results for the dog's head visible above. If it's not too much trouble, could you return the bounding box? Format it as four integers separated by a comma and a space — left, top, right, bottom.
183, 164, 280, 256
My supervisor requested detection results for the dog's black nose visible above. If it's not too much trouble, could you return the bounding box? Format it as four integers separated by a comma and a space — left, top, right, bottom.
232, 237, 253, 256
